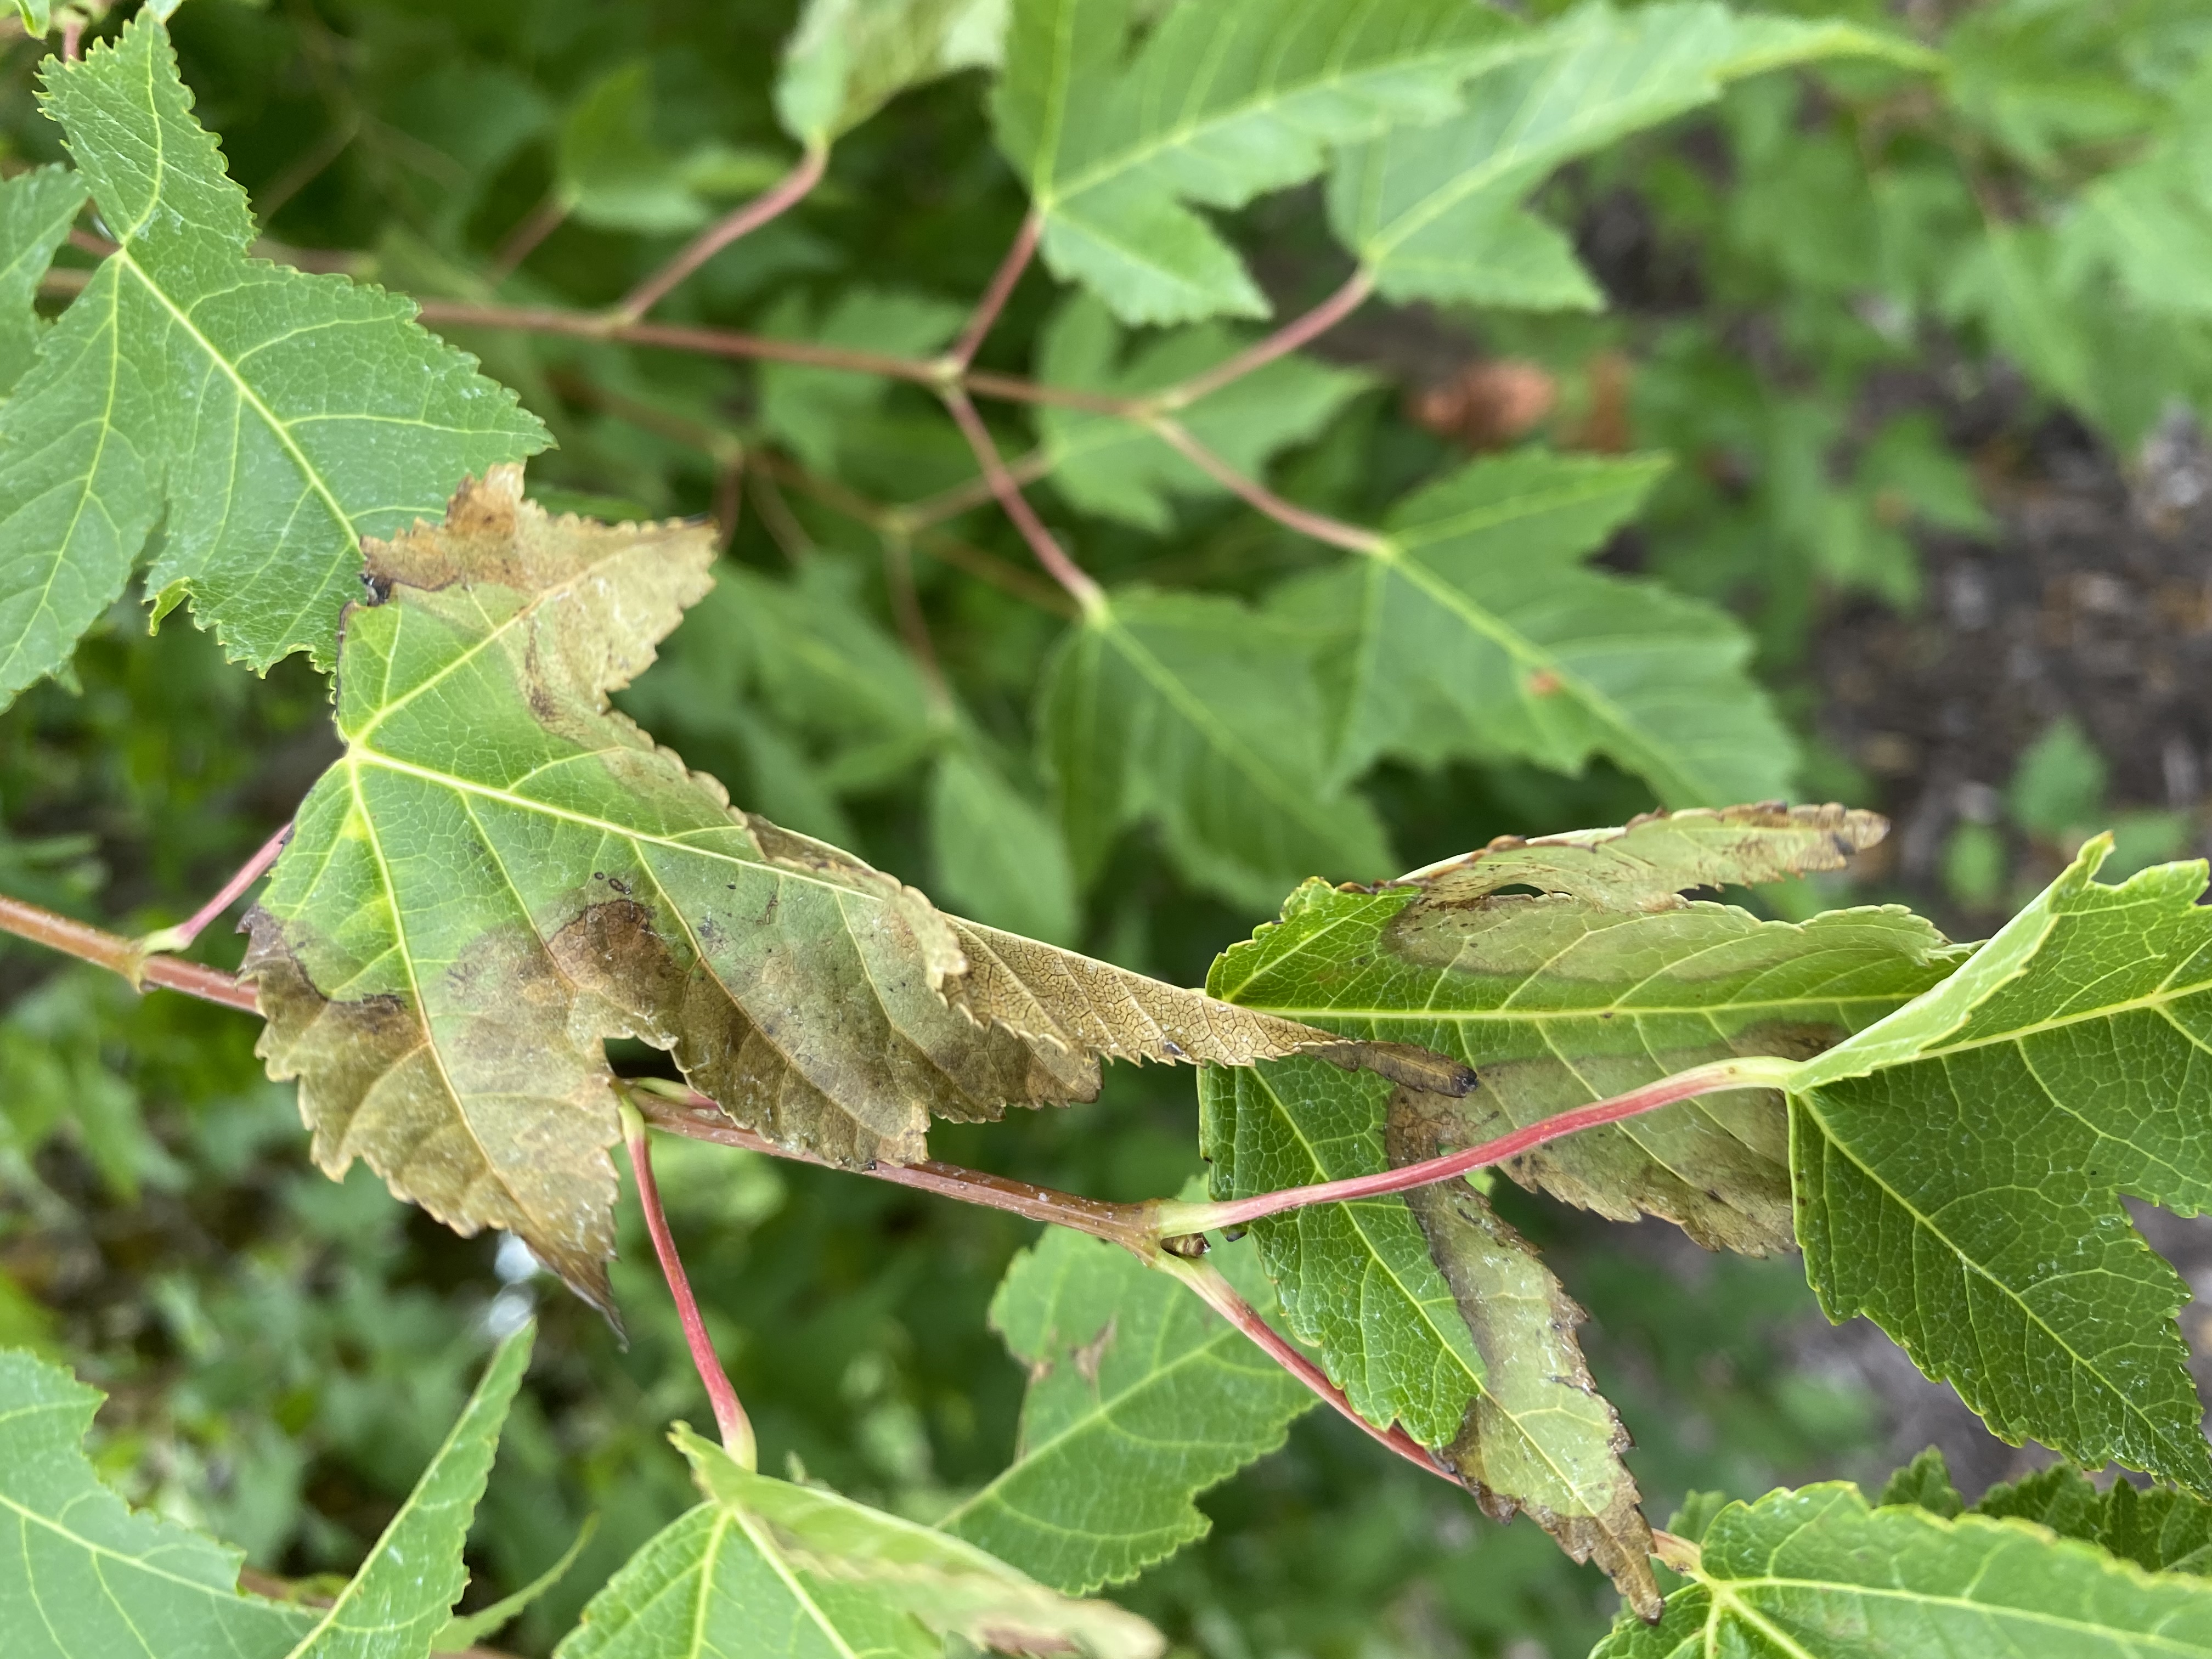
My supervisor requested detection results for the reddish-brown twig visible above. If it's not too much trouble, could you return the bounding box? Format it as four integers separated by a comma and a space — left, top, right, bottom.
404, 299, 1135, 414
939, 387, 1104, 611
1149, 1057, 1802, 1239
628, 1084, 1159, 1251
620, 1097, 757, 1464
611, 145, 828, 325
946, 212, 1041, 370
0, 894, 259, 1009
1150, 418, 1389, 554
0, 884, 1792, 1245
139, 821, 293, 957
1156, 1254, 1453, 1483
1155, 269, 1375, 410
487, 194, 571, 282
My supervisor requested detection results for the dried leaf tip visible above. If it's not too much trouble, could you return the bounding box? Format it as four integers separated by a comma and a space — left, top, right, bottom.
1395, 802, 1888, 911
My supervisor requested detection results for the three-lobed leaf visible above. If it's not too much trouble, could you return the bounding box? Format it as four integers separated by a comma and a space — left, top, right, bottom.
1198, 809, 1946, 1611
943, 1222, 1313, 1591
1790, 837, 2212, 1494
0, 15, 545, 708
247, 470, 1335, 1310
994, 0, 1527, 324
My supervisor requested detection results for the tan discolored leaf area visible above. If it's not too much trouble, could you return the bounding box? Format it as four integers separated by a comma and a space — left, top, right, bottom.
246, 468, 1338, 1311
1201, 804, 1957, 1609
1212, 808, 1959, 1256
1391, 1091, 1658, 1618
1397, 801, 1887, 910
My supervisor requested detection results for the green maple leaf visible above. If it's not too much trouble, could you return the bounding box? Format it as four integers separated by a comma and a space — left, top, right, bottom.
778, 0, 1008, 146
993, 0, 1527, 324
0, 1328, 529, 1659
1328, 2, 1932, 308
942, 1223, 1314, 1592
556, 1427, 1162, 1659
0, 1347, 314, 1659
1976, 1463, 2212, 1577
1209, 806, 1960, 1254
1034, 294, 1370, 532
0, 166, 84, 398
1272, 451, 1799, 809
245, 470, 1333, 1310
1039, 587, 1395, 911
1881, 1444, 2212, 1579
280, 1327, 534, 1659
1595, 1483, 2212, 1657
0, 14, 546, 710
1788, 837, 2212, 1494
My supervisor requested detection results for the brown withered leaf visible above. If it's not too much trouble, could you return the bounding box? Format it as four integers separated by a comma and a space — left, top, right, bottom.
1397, 802, 1888, 911
245, 467, 1336, 1310
1391, 1090, 1660, 1620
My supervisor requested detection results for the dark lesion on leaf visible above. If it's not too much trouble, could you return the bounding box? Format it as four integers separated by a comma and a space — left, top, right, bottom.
1388, 1086, 1663, 1620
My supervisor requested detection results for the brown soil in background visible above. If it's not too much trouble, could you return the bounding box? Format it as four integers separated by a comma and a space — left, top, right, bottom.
1815, 400, 2212, 928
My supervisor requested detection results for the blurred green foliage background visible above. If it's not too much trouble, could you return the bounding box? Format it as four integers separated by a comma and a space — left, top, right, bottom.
8, 1, 2212, 1654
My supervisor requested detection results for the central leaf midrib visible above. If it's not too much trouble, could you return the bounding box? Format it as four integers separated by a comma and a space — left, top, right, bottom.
1047, 26, 1508, 207
114, 247, 357, 566
355, 750, 885, 910
1098, 610, 1356, 855
345, 759, 533, 1230
1386, 469, 1660, 554
1237, 991, 1920, 1023
940, 1329, 1261, 1533
1712, 1567, 2212, 1653
1376, 544, 1702, 802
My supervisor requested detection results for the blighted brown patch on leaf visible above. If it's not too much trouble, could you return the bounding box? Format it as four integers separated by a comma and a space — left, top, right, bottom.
245, 908, 621, 1317
247, 467, 1343, 1308
1396, 802, 1888, 910
1359, 895, 1957, 1255
1389, 1088, 1660, 1619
